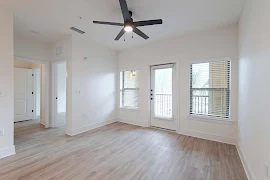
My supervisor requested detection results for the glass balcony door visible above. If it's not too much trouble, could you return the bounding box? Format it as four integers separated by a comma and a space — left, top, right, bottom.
150, 64, 176, 131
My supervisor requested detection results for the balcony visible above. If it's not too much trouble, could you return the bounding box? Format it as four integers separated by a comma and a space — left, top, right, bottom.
155, 94, 172, 118
191, 95, 209, 114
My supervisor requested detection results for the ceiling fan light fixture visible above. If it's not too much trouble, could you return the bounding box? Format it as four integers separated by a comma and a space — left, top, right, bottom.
124, 25, 133, 32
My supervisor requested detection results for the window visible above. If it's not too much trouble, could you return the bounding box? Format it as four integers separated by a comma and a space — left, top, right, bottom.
190, 60, 231, 119
120, 70, 139, 109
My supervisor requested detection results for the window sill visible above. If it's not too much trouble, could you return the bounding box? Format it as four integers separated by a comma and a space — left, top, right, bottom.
119, 107, 140, 111
188, 115, 234, 125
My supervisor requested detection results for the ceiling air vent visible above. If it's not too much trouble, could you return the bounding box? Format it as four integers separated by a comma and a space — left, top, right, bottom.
70, 27, 85, 34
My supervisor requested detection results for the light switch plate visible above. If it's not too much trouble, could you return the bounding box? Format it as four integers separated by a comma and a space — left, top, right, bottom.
0, 90, 4, 97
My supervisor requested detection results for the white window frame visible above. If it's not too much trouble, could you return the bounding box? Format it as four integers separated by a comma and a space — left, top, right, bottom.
119, 70, 139, 110
189, 57, 232, 120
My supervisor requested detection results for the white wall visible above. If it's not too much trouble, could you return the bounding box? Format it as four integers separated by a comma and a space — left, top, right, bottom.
52, 36, 72, 63
70, 35, 118, 135
14, 31, 51, 61
118, 25, 239, 144
238, 0, 270, 179
51, 35, 118, 135
0, 3, 16, 158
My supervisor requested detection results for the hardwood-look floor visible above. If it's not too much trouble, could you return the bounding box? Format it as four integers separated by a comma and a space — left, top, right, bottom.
0, 120, 247, 180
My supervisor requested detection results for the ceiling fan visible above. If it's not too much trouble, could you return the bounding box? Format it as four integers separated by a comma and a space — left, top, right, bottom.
93, 0, 163, 40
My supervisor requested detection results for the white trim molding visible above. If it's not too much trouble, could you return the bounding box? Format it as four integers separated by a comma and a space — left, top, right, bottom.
179, 129, 237, 145
68, 119, 117, 136
236, 143, 256, 180
188, 115, 235, 125
0, 146, 16, 159
117, 118, 149, 128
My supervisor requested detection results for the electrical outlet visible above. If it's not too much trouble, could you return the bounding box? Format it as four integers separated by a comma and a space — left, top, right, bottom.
0, 129, 4, 136
265, 163, 269, 178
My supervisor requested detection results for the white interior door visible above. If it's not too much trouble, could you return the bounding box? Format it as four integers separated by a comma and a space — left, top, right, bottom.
14, 68, 34, 122
150, 64, 176, 130
54, 61, 66, 127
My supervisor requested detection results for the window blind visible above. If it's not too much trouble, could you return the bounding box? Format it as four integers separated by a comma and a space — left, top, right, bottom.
120, 70, 139, 108
190, 60, 231, 118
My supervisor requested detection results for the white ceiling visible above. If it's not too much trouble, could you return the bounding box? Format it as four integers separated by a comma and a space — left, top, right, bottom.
14, 0, 245, 50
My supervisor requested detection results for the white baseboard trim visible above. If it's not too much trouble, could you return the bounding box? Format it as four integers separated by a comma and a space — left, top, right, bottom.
179, 129, 237, 145
116, 119, 236, 145
116, 118, 149, 127
236, 143, 256, 180
0, 145, 16, 159
70, 119, 117, 136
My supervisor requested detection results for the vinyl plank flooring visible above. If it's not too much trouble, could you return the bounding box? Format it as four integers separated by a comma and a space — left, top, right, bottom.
0, 120, 248, 180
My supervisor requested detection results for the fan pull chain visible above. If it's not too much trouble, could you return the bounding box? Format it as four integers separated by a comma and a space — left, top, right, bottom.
124, 34, 126, 41
132, 32, 134, 38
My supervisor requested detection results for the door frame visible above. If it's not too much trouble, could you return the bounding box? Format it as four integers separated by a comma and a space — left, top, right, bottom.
150, 63, 177, 131
51, 60, 67, 128
14, 56, 50, 128
32, 68, 41, 121
148, 62, 180, 133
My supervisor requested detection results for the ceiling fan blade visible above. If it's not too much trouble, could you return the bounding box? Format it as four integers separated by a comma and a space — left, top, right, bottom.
133, 27, 149, 39
119, 0, 131, 21
93, 21, 123, 26
115, 29, 125, 40
134, 19, 163, 27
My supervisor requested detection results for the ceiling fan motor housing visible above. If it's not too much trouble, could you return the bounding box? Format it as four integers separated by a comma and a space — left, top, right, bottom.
124, 21, 133, 27
125, 11, 133, 25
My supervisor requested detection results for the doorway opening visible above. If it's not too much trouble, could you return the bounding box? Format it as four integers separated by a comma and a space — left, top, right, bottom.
14, 60, 44, 124
52, 61, 67, 128
150, 64, 176, 131
14, 58, 50, 140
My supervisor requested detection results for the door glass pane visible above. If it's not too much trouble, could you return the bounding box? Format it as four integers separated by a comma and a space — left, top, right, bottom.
154, 68, 173, 118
